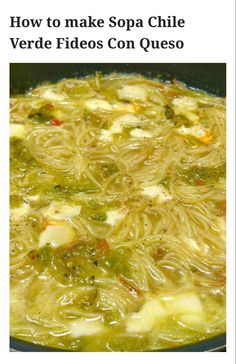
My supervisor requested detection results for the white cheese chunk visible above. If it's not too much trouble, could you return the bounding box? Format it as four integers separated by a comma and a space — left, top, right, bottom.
130, 128, 152, 138
178, 125, 206, 138
99, 129, 114, 142
70, 319, 104, 337
26, 194, 40, 202
126, 298, 166, 333
178, 125, 213, 144
106, 209, 126, 226
118, 85, 147, 101
172, 96, 199, 123
10, 124, 25, 139
110, 121, 123, 134
142, 185, 172, 202
42, 89, 65, 101
102, 113, 142, 138
112, 102, 136, 113
43, 202, 81, 221
115, 113, 141, 127
161, 292, 203, 315
179, 313, 204, 326
11, 203, 30, 220
39, 224, 75, 248
172, 96, 198, 111
85, 98, 112, 111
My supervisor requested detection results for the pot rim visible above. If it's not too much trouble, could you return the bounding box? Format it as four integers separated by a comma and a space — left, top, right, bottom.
10, 333, 226, 352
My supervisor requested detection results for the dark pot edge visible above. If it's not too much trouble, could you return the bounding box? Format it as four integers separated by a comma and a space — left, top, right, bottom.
10, 333, 226, 352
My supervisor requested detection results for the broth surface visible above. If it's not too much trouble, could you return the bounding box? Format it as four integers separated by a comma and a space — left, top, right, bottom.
10, 73, 226, 351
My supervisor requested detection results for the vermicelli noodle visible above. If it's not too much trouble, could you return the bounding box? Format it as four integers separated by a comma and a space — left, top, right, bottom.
10, 73, 226, 351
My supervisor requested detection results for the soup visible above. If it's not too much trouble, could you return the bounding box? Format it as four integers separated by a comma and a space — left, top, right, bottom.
10, 73, 226, 351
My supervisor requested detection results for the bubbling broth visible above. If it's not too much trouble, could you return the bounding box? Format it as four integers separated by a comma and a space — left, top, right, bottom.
10, 73, 226, 351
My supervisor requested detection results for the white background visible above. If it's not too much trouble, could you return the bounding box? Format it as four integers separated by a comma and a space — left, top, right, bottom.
0, 0, 235, 363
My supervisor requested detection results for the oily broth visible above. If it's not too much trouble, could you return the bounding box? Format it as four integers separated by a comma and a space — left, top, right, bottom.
10, 73, 226, 351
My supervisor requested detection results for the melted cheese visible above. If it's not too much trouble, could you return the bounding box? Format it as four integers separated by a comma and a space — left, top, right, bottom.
11, 203, 30, 220
99, 129, 114, 142
118, 85, 147, 101
161, 292, 203, 315
126, 298, 166, 333
112, 102, 136, 113
43, 202, 81, 220
99, 114, 142, 142
130, 128, 152, 138
42, 89, 65, 101
178, 125, 213, 144
70, 319, 104, 338
85, 98, 112, 111
173, 96, 199, 123
106, 209, 126, 226
142, 185, 172, 202
39, 223, 76, 248
10, 124, 25, 139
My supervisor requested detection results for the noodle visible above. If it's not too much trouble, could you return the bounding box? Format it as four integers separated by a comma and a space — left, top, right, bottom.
10, 73, 226, 351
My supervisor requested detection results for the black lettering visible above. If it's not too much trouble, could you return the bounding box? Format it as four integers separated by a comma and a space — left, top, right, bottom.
140, 38, 150, 52
47, 17, 60, 27
109, 16, 117, 28
108, 38, 135, 49
65, 19, 78, 27
65, 17, 104, 28
10, 16, 42, 28
10, 38, 21, 49
97, 40, 103, 49
176, 40, 184, 48
148, 16, 185, 28
168, 40, 175, 49
160, 40, 168, 49
10, 37, 52, 49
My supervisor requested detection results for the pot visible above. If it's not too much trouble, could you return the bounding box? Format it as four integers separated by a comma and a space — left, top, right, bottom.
10, 62, 226, 352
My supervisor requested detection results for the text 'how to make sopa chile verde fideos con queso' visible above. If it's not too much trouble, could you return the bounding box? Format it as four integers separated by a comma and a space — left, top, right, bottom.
9, 16, 185, 51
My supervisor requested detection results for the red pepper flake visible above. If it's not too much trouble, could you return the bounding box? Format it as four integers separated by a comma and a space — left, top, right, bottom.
46, 103, 55, 110
28, 250, 39, 260
51, 119, 63, 126
97, 239, 109, 254
118, 276, 141, 297
195, 179, 206, 186
156, 247, 166, 259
